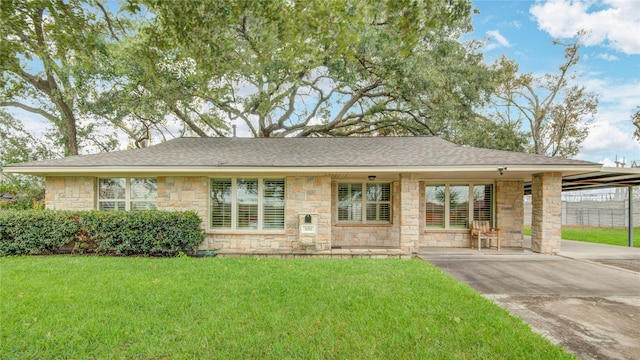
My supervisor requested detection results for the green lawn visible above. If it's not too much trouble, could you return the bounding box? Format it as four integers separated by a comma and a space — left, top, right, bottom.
0, 257, 572, 359
524, 225, 640, 248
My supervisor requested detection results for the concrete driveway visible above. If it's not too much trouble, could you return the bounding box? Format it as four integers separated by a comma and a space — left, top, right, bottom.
419, 240, 640, 360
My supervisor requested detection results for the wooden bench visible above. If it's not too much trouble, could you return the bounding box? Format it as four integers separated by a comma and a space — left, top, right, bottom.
470, 220, 500, 250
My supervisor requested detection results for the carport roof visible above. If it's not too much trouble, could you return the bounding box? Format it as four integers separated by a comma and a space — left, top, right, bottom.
524, 167, 640, 194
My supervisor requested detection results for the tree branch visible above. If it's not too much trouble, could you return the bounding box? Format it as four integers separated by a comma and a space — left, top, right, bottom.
0, 101, 58, 123
169, 104, 209, 137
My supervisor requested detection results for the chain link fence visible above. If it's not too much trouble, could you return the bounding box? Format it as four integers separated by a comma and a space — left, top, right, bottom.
524, 187, 639, 227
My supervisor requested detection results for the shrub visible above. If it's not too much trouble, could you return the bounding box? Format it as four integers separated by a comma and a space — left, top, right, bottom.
0, 210, 80, 256
80, 210, 205, 256
0, 210, 205, 256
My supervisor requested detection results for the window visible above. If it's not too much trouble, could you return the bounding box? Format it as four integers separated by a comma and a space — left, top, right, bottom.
449, 185, 469, 228
98, 178, 157, 211
263, 179, 285, 229
210, 179, 232, 228
425, 185, 445, 227
338, 182, 391, 223
425, 183, 493, 228
210, 178, 285, 230
473, 184, 493, 222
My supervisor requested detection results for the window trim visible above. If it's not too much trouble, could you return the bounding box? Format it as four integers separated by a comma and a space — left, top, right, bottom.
209, 177, 286, 232
97, 177, 158, 211
337, 181, 392, 224
425, 182, 494, 229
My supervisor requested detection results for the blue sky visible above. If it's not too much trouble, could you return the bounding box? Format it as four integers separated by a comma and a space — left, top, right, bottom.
470, 0, 640, 166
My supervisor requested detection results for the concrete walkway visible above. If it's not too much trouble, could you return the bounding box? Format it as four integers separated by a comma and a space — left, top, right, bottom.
418, 240, 640, 360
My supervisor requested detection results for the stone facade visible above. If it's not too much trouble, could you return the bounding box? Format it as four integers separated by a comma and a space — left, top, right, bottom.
496, 180, 524, 247
157, 176, 208, 218
45, 176, 95, 210
421, 230, 471, 248
331, 181, 400, 248
42, 174, 534, 253
202, 176, 332, 251
531, 172, 562, 254
399, 174, 421, 252
285, 176, 332, 250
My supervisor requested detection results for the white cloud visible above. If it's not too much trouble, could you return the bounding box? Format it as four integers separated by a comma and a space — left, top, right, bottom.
486, 30, 511, 48
530, 0, 640, 55
596, 53, 619, 61
576, 77, 640, 162
498, 20, 522, 29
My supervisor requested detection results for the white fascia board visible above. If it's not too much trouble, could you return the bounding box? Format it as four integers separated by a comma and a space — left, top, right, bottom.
3, 164, 603, 176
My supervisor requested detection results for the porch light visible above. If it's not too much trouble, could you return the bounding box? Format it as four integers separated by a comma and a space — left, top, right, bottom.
498, 167, 507, 176
368, 175, 376, 181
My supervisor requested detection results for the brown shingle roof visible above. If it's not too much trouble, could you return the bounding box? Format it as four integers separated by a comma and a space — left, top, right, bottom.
5, 136, 599, 169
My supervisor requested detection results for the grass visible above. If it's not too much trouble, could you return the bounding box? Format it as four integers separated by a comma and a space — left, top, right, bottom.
0, 257, 573, 359
524, 225, 640, 248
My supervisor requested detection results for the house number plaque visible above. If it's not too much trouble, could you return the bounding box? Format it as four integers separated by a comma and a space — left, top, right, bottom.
300, 225, 317, 234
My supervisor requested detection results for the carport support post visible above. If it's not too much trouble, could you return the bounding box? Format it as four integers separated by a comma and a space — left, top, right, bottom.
629, 186, 634, 247
531, 172, 562, 254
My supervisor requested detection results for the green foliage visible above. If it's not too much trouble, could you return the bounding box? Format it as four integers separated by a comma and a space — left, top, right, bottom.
486, 35, 598, 157
0, 211, 80, 256
524, 225, 640, 248
0, 176, 45, 210
80, 210, 205, 255
0, 0, 123, 155
109, 0, 494, 139
2, 0, 529, 154
0, 210, 205, 256
0, 109, 54, 166
0, 257, 573, 359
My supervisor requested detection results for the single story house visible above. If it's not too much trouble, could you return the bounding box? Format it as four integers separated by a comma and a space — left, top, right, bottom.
3, 136, 604, 255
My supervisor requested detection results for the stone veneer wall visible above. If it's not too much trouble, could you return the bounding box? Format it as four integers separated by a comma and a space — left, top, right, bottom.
496, 180, 524, 247
200, 176, 332, 251
45, 176, 95, 210
399, 175, 421, 252
331, 181, 400, 247
422, 230, 472, 248
286, 176, 332, 250
531, 172, 562, 254
157, 176, 208, 218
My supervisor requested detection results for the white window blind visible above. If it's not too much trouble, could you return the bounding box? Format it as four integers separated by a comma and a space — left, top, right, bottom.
449, 185, 469, 228
263, 179, 285, 229
237, 179, 258, 229
425, 185, 445, 228
426, 183, 493, 229
338, 183, 362, 222
338, 182, 391, 223
473, 184, 493, 222
210, 178, 285, 230
366, 183, 391, 222
211, 179, 232, 229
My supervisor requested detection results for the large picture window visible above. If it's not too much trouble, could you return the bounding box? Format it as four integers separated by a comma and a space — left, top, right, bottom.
425, 183, 493, 229
338, 182, 391, 223
98, 178, 157, 211
210, 178, 285, 230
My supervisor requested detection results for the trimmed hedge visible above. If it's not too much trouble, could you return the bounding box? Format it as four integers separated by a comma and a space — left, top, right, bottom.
0, 210, 205, 256
0, 211, 80, 256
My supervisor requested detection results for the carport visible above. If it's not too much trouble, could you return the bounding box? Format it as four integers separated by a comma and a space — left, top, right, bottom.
525, 167, 640, 248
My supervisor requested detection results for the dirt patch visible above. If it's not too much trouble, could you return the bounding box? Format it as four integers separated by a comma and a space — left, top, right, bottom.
486, 295, 640, 360
593, 260, 640, 273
